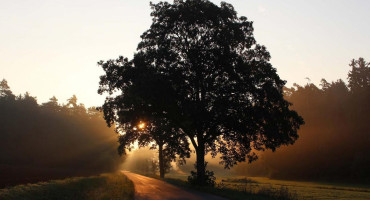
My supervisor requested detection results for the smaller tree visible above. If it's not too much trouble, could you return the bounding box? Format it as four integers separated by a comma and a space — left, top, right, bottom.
42, 96, 60, 112
98, 56, 190, 178
63, 95, 87, 115
118, 119, 189, 178
0, 79, 15, 101
348, 57, 370, 91
19, 92, 38, 109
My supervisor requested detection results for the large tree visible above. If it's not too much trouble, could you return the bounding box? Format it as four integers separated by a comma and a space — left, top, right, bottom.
98, 0, 303, 185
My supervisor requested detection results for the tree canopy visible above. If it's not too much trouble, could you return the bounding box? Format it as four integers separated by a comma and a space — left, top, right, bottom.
98, 0, 304, 185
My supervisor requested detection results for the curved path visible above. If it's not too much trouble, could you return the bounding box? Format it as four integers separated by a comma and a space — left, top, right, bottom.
122, 171, 227, 200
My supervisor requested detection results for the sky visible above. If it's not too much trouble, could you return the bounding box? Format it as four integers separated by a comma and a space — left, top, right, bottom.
1, 0, 369, 107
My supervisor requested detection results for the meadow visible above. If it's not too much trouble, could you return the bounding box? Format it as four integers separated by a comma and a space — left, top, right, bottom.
221, 177, 370, 200
165, 173, 370, 200
0, 172, 134, 200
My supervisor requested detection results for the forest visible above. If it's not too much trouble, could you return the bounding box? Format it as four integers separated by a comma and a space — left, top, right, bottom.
0, 81, 123, 188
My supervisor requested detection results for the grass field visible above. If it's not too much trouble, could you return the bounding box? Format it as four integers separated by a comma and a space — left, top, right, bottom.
237, 177, 370, 200
0, 172, 134, 200
165, 173, 370, 200
164, 177, 297, 200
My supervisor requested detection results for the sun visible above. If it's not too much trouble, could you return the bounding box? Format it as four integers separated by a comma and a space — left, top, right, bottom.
138, 122, 146, 130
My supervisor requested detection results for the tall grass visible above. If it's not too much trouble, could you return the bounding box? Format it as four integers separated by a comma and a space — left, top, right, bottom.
0, 172, 134, 200
164, 178, 298, 200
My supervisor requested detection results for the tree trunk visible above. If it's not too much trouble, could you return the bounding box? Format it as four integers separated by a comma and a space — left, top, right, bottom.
196, 142, 206, 185
158, 144, 165, 178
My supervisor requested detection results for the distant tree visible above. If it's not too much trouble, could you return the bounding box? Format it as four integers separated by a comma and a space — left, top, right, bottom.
98, 0, 303, 185
42, 96, 61, 112
320, 79, 331, 90
0, 79, 15, 100
348, 57, 370, 91
66, 95, 78, 108
320, 79, 349, 97
64, 95, 86, 115
22, 92, 38, 105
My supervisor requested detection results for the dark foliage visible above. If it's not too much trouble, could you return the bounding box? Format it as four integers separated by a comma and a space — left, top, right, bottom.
98, 56, 190, 178
0, 80, 123, 188
98, 0, 303, 186
133, 0, 303, 185
348, 57, 370, 92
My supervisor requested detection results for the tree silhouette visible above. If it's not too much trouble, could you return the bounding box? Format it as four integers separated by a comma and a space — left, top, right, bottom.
348, 57, 370, 91
42, 96, 60, 112
64, 94, 87, 115
98, 0, 303, 185
117, 119, 189, 178
98, 57, 190, 178
0, 79, 15, 100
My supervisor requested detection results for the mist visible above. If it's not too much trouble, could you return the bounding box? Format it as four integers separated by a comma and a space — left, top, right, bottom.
0, 80, 124, 187
233, 79, 370, 182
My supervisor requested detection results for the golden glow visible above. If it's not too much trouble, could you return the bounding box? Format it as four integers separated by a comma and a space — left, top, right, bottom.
138, 122, 146, 130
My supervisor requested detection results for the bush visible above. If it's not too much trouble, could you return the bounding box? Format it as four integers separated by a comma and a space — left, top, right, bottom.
188, 162, 216, 187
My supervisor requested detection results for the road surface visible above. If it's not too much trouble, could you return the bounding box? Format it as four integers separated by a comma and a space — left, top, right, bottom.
122, 171, 227, 200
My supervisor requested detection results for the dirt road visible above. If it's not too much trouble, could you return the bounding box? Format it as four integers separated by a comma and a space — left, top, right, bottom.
122, 171, 227, 200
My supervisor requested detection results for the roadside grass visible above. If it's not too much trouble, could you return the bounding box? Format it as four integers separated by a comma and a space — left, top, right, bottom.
132, 171, 296, 199
164, 173, 370, 200
164, 178, 297, 200
0, 172, 134, 200
241, 177, 370, 200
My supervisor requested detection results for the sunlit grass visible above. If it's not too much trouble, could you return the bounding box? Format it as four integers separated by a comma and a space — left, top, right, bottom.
163, 177, 293, 200
164, 173, 370, 200
235, 177, 370, 200
0, 172, 134, 200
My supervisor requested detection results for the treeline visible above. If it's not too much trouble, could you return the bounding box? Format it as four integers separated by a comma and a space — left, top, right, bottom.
0, 80, 123, 188
235, 58, 370, 182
